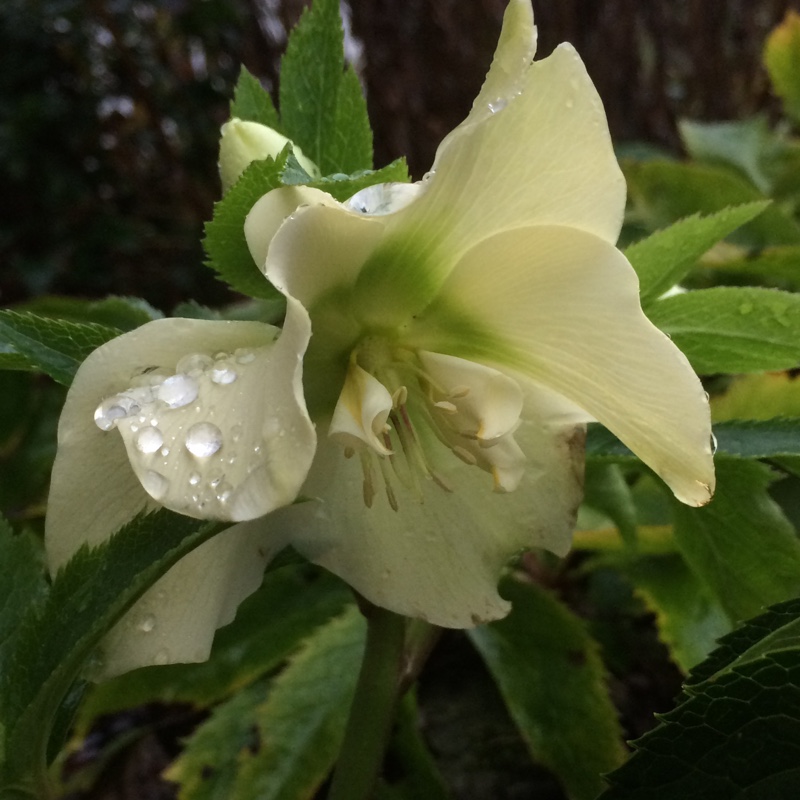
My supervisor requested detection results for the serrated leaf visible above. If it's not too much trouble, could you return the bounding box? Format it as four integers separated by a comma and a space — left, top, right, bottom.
0, 510, 223, 793
298, 158, 410, 201
76, 565, 352, 720
469, 578, 626, 800
624, 159, 800, 247
0, 519, 48, 650
628, 554, 731, 672
204, 157, 287, 299
278, 0, 372, 175
0, 310, 121, 386
672, 459, 800, 623
765, 11, 800, 124
599, 598, 800, 799
17, 296, 162, 331
231, 66, 280, 131
168, 607, 365, 800
624, 203, 769, 307
647, 286, 800, 374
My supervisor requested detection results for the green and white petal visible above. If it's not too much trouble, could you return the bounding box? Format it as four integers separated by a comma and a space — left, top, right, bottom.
47, 311, 314, 571
411, 224, 715, 507
274, 400, 584, 628
97, 519, 286, 679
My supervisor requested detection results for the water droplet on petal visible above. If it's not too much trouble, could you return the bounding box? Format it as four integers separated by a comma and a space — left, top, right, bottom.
135, 426, 164, 454
137, 614, 156, 633
210, 363, 237, 384
487, 98, 507, 113
710, 432, 718, 455
231, 424, 243, 442
141, 470, 170, 500
188, 472, 201, 486
234, 348, 256, 364
153, 649, 170, 665
185, 422, 223, 457
94, 394, 140, 431
176, 352, 214, 375
158, 374, 199, 408
216, 482, 233, 503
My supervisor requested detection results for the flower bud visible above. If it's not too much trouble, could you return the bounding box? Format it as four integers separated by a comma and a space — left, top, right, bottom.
218, 118, 320, 191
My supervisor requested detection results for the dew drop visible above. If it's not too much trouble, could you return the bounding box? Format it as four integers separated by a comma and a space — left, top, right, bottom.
487, 98, 507, 113
141, 470, 170, 500
176, 352, 214, 374
94, 394, 140, 431
210, 363, 237, 384
234, 348, 256, 364
153, 649, 170, 665
158, 374, 199, 408
710, 432, 718, 455
135, 426, 164, 454
739, 301, 753, 315
160, 447, 170, 457
185, 422, 223, 457
216, 482, 233, 503
137, 614, 156, 633
231, 423, 243, 442
188, 471, 201, 486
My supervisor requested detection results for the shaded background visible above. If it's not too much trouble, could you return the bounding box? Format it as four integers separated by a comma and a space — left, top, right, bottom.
2, 0, 798, 313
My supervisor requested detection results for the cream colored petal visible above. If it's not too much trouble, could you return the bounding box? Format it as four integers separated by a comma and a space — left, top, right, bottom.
46, 311, 314, 570
441, 0, 537, 139
424, 41, 625, 247
262, 199, 386, 308
329, 361, 394, 456
244, 186, 339, 271
418, 350, 523, 442
274, 398, 585, 628
411, 225, 715, 507
219, 118, 320, 192
97, 519, 286, 679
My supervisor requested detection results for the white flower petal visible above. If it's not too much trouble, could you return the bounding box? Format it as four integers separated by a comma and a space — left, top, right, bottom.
97, 519, 285, 679
329, 361, 394, 456
418, 350, 523, 442
46, 310, 314, 570
244, 186, 338, 271
442, 0, 537, 139
412, 224, 714, 507
275, 398, 584, 628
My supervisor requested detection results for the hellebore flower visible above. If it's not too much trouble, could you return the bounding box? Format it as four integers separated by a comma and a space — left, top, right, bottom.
46, 0, 714, 678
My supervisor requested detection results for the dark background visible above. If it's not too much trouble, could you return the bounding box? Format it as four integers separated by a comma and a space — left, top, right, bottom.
1, 0, 796, 312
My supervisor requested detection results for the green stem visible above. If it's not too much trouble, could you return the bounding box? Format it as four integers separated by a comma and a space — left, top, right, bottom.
327, 603, 407, 800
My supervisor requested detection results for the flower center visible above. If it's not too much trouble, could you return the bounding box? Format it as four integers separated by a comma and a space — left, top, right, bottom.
328, 341, 526, 511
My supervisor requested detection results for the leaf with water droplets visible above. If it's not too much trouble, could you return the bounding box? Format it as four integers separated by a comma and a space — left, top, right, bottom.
0, 310, 122, 386
647, 286, 800, 374
0, 509, 222, 793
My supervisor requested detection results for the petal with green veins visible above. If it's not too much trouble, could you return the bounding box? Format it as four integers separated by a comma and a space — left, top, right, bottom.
411, 224, 715, 507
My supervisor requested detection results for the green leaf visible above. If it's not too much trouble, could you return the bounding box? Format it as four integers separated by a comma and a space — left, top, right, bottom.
671, 459, 800, 623
278, 0, 372, 175
469, 578, 626, 800
764, 11, 800, 123
624, 203, 769, 307
628, 554, 731, 672
599, 598, 800, 799
703, 245, 800, 292
624, 159, 800, 247
204, 157, 287, 299
168, 607, 365, 800
678, 117, 787, 195
16, 296, 162, 331
647, 286, 800, 374
75, 565, 352, 720
0, 310, 121, 386
587, 419, 800, 463
0, 511, 223, 794
582, 463, 639, 547
299, 158, 410, 202
230, 66, 280, 131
